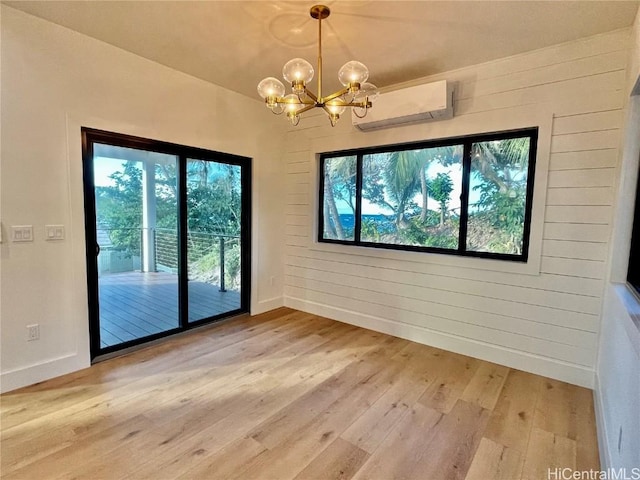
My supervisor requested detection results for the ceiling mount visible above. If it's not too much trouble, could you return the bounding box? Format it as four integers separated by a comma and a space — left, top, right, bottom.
309, 4, 330, 20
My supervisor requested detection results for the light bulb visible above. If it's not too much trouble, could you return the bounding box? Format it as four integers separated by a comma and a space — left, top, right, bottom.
283, 58, 314, 84
283, 94, 304, 114
357, 82, 379, 101
326, 102, 346, 115
353, 82, 377, 118
257, 77, 285, 99
338, 61, 369, 87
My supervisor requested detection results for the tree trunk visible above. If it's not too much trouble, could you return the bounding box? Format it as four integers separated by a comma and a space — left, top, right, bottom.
324, 172, 345, 240
201, 162, 208, 187
440, 202, 445, 226
420, 167, 428, 223
323, 203, 335, 238
395, 197, 408, 229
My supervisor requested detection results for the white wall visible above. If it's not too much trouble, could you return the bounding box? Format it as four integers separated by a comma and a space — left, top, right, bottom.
283, 28, 632, 388
0, 6, 286, 393
595, 8, 640, 470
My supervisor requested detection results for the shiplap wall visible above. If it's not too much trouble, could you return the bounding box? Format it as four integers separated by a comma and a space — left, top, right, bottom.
282, 29, 630, 388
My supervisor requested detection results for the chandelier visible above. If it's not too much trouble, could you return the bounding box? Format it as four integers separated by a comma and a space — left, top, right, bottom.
257, 4, 378, 127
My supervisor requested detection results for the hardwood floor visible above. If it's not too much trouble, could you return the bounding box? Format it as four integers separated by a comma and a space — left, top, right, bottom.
0, 308, 600, 479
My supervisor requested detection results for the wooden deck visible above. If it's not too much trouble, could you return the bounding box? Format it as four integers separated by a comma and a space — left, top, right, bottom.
98, 271, 240, 347
1, 308, 600, 479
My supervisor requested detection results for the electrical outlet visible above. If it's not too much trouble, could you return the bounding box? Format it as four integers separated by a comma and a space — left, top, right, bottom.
27, 324, 40, 341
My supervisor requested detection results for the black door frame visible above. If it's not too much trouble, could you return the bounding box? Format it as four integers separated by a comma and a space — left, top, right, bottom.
81, 127, 252, 360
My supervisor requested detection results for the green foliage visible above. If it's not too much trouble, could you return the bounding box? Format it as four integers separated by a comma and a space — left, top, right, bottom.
327, 156, 356, 214
361, 218, 381, 242
360, 155, 387, 208
323, 156, 356, 239
224, 242, 242, 287
95, 161, 144, 254
384, 150, 422, 226
429, 173, 454, 206
97, 159, 243, 288
360, 147, 462, 229
470, 137, 530, 254
428, 172, 454, 225
186, 162, 241, 235
189, 240, 242, 290
401, 216, 459, 249
402, 220, 429, 245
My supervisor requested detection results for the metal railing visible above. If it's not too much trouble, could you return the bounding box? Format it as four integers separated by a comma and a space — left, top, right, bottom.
97, 226, 239, 292
155, 228, 239, 292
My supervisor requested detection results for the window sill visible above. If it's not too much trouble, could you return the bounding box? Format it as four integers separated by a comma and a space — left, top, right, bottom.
308, 239, 542, 276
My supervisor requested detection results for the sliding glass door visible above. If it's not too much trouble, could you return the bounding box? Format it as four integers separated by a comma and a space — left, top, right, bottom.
82, 128, 251, 359
186, 159, 243, 322
92, 145, 180, 348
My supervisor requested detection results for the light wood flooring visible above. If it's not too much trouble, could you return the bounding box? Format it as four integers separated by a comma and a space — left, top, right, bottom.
0, 308, 599, 479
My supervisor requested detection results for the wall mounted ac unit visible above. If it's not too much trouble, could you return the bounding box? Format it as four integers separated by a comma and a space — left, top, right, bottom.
352, 80, 454, 131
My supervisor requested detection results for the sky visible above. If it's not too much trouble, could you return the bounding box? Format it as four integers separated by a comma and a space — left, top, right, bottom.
345, 161, 466, 216
93, 157, 128, 187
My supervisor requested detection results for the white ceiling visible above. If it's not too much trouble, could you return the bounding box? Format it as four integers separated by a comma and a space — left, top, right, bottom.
5, 1, 639, 100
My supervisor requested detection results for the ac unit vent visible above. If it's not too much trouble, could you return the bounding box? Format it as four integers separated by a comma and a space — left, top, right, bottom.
352, 80, 454, 131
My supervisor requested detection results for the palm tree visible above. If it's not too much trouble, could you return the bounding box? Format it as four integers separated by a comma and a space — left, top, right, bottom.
469, 137, 531, 253
470, 138, 529, 191
322, 156, 358, 240
328, 156, 357, 216
323, 169, 346, 240
384, 150, 422, 228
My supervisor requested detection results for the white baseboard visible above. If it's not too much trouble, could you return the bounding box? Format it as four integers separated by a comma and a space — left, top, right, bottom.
593, 373, 612, 469
0, 353, 87, 394
2, 296, 592, 393
252, 296, 284, 315
1, 299, 285, 394
285, 295, 595, 388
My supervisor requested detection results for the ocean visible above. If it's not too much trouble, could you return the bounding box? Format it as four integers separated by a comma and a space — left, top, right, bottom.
338, 214, 394, 232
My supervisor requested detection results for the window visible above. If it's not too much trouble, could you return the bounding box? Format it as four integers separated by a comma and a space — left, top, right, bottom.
319, 128, 538, 262
627, 152, 640, 293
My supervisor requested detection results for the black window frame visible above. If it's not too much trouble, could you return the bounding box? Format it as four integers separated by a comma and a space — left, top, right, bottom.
81, 127, 252, 360
318, 127, 538, 262
627, 158, 640, 293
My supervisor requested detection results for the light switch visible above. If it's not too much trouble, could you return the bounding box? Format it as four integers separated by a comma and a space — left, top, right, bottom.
45, 225, 65, 241
12, 225, 33, 242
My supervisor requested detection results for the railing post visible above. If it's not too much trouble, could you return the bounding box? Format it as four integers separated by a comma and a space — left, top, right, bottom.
219, 236, 226, 292
140, 228, 144, 271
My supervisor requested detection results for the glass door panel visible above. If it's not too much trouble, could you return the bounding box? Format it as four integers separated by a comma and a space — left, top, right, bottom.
93, 143, 179, 349
84, 128, 250, 359
186, 159, 242, 322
